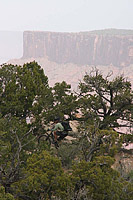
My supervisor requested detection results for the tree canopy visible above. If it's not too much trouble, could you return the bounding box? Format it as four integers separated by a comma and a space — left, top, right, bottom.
0, 62, 132, 199
78, 68, 133, 132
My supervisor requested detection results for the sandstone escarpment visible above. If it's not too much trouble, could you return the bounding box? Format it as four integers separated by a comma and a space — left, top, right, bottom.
23, 30, 133, 67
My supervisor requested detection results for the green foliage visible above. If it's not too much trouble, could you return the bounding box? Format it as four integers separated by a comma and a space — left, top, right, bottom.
0, 115, 37, 194
78, 69, 133, 131
57, 142, 79, 169
76, 123, 122, 161
14, 151, 71, 200
0, 63, 132, 199
0, 62, 51, 193
126, 170, 133, 183
51, 81, 78, 119
0, 186, 15, 200
0, 62, 49, 118
71, 157, 133, 200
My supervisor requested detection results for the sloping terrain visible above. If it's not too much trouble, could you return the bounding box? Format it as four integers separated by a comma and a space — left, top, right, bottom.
9, 57, 133, 90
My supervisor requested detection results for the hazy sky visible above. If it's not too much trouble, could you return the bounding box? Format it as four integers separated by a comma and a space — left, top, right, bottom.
0, 0, 133, 32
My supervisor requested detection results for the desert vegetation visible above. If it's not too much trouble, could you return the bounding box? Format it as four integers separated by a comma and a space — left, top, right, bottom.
0, 62, 132, 199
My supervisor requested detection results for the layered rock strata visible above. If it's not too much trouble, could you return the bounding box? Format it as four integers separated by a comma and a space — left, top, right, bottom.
23, 30, 133, 67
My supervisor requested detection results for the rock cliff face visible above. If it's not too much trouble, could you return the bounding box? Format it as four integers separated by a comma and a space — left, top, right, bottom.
112, 149, 133, 176
23, 30, 133, 67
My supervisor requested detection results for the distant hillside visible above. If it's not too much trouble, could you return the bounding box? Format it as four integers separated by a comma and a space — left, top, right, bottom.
0, 31, 23, 64
88, 28, 133, 35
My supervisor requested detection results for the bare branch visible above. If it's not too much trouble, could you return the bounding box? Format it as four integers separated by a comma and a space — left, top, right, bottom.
22, 135, 37, 148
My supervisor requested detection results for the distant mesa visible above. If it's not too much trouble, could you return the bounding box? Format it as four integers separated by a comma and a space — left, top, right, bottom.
22, 29, 133, 67
8, 29, 133, 88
